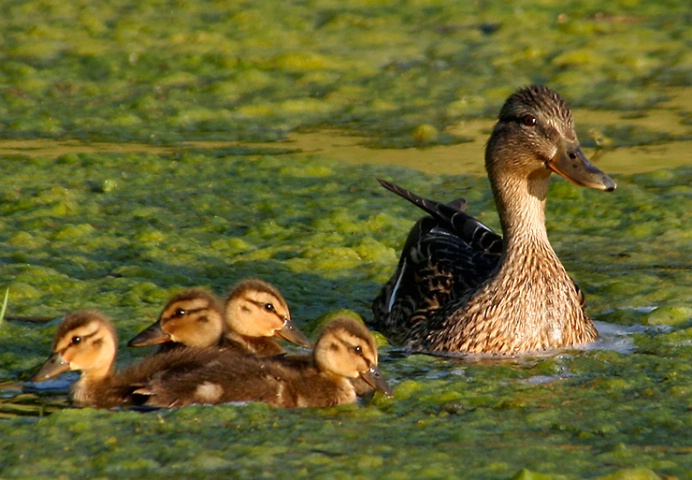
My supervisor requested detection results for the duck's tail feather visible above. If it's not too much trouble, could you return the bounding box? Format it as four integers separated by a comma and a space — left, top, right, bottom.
376, 178, 503, 255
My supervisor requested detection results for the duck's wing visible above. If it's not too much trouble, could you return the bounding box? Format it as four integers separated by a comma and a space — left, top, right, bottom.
377, 179, 502, 255
372, 180, 502, 345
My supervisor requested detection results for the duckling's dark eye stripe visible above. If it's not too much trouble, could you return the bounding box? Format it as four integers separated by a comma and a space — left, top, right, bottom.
337, 338, 367, 359
348, 343, 373, 366
247, 300, 284, 320
61, 330, 98, 353
171, 307, 207, 317
186, 307, 207, 314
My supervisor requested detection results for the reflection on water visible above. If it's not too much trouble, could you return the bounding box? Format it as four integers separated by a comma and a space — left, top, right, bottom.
590, 319, 672, 354
22, 375, 75, 396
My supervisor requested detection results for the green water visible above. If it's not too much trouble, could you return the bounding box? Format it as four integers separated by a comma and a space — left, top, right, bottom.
0, 0, 691, 479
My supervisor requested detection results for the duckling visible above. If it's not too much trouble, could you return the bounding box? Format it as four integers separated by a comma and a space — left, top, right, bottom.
222, 278, 311, 356
136, 317, 392, 408
127, 288, 225, 350
372, 85, 616, 355
32, 310, 233, 408
126, 280, 311, 357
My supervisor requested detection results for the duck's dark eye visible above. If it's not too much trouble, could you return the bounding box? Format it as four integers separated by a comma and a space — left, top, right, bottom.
353, 345, 363, 355
522, 114, 537, 127
263, 303, 275, 312
71, 336, 82, 345
173, 308, 186, 318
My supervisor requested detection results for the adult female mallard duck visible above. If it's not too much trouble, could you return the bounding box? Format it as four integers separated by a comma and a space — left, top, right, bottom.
372, 85, 616, 355
135, 317, 392, 408
127, 280, 311, 356
32, 310, 231, 408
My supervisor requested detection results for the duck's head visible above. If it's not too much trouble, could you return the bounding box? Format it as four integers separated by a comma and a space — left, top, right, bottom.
486, 85, 616, 194
127, 289, 225, 349
33, 310, 117, 382
313, 318, 392, 396
224, 279, 312, 348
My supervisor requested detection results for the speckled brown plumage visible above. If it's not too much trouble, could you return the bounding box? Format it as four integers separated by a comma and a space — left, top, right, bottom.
372, 85, 615, 356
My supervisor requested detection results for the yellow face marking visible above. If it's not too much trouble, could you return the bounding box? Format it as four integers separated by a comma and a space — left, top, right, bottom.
158, 294, 224, 348
226, 290, 289, 337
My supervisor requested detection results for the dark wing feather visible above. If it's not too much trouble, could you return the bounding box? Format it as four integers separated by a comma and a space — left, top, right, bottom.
372, 180, 503, 344
377, 179, 502, 255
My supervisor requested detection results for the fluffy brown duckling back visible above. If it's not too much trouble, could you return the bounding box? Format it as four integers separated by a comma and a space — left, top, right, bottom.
138, 317, 392, 408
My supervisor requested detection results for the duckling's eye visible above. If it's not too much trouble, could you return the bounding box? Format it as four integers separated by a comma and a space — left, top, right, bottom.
521, 114, 537, 127
263, 303, 275, 312
352, 345, 363, 355
71, 336, 82, 345
172, 308, 186, 318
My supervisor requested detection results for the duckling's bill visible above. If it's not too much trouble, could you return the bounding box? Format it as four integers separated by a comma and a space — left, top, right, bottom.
360, 365, 393, 397
127, 322, 170, 347
547, 142, 616, 192
275, 319, 312, 348
33, 352, 70, 382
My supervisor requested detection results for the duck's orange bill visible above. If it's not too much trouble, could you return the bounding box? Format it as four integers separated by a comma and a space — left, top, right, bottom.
32, 352, 70, 382
547, 142, 616, 192
275, 319, 312, 349
360, 364, 393, 397
127, 322, 171, 347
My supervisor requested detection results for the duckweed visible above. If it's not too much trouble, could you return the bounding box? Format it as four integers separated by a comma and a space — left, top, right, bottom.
0, 152, 688, 479
0, 0, 689, 145
0, 0, 691, 478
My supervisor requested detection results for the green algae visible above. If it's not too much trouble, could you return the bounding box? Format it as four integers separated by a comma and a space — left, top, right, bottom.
0, 150, 690, 479
0, 0, 690, 478
0, 0, 690, 145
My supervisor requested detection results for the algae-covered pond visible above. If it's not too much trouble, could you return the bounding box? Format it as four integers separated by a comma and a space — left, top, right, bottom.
1, 0, 691, 479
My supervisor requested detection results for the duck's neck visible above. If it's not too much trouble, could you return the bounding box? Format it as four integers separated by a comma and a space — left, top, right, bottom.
491, 169, 553, 253
224, 331, 284, 356
466, 169, 594, 353
488, 169, 572, 295
72, 363, 115, 407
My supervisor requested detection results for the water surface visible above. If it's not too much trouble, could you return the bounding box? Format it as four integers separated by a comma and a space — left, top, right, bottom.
0, 1, 690, 479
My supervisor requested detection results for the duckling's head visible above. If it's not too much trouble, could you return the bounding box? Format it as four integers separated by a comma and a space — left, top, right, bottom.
33, 310, 117, 382
313, 318, 392, 396
224, 279, 311, 348
486, 85, 616, 195
128, 289, 225, 349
